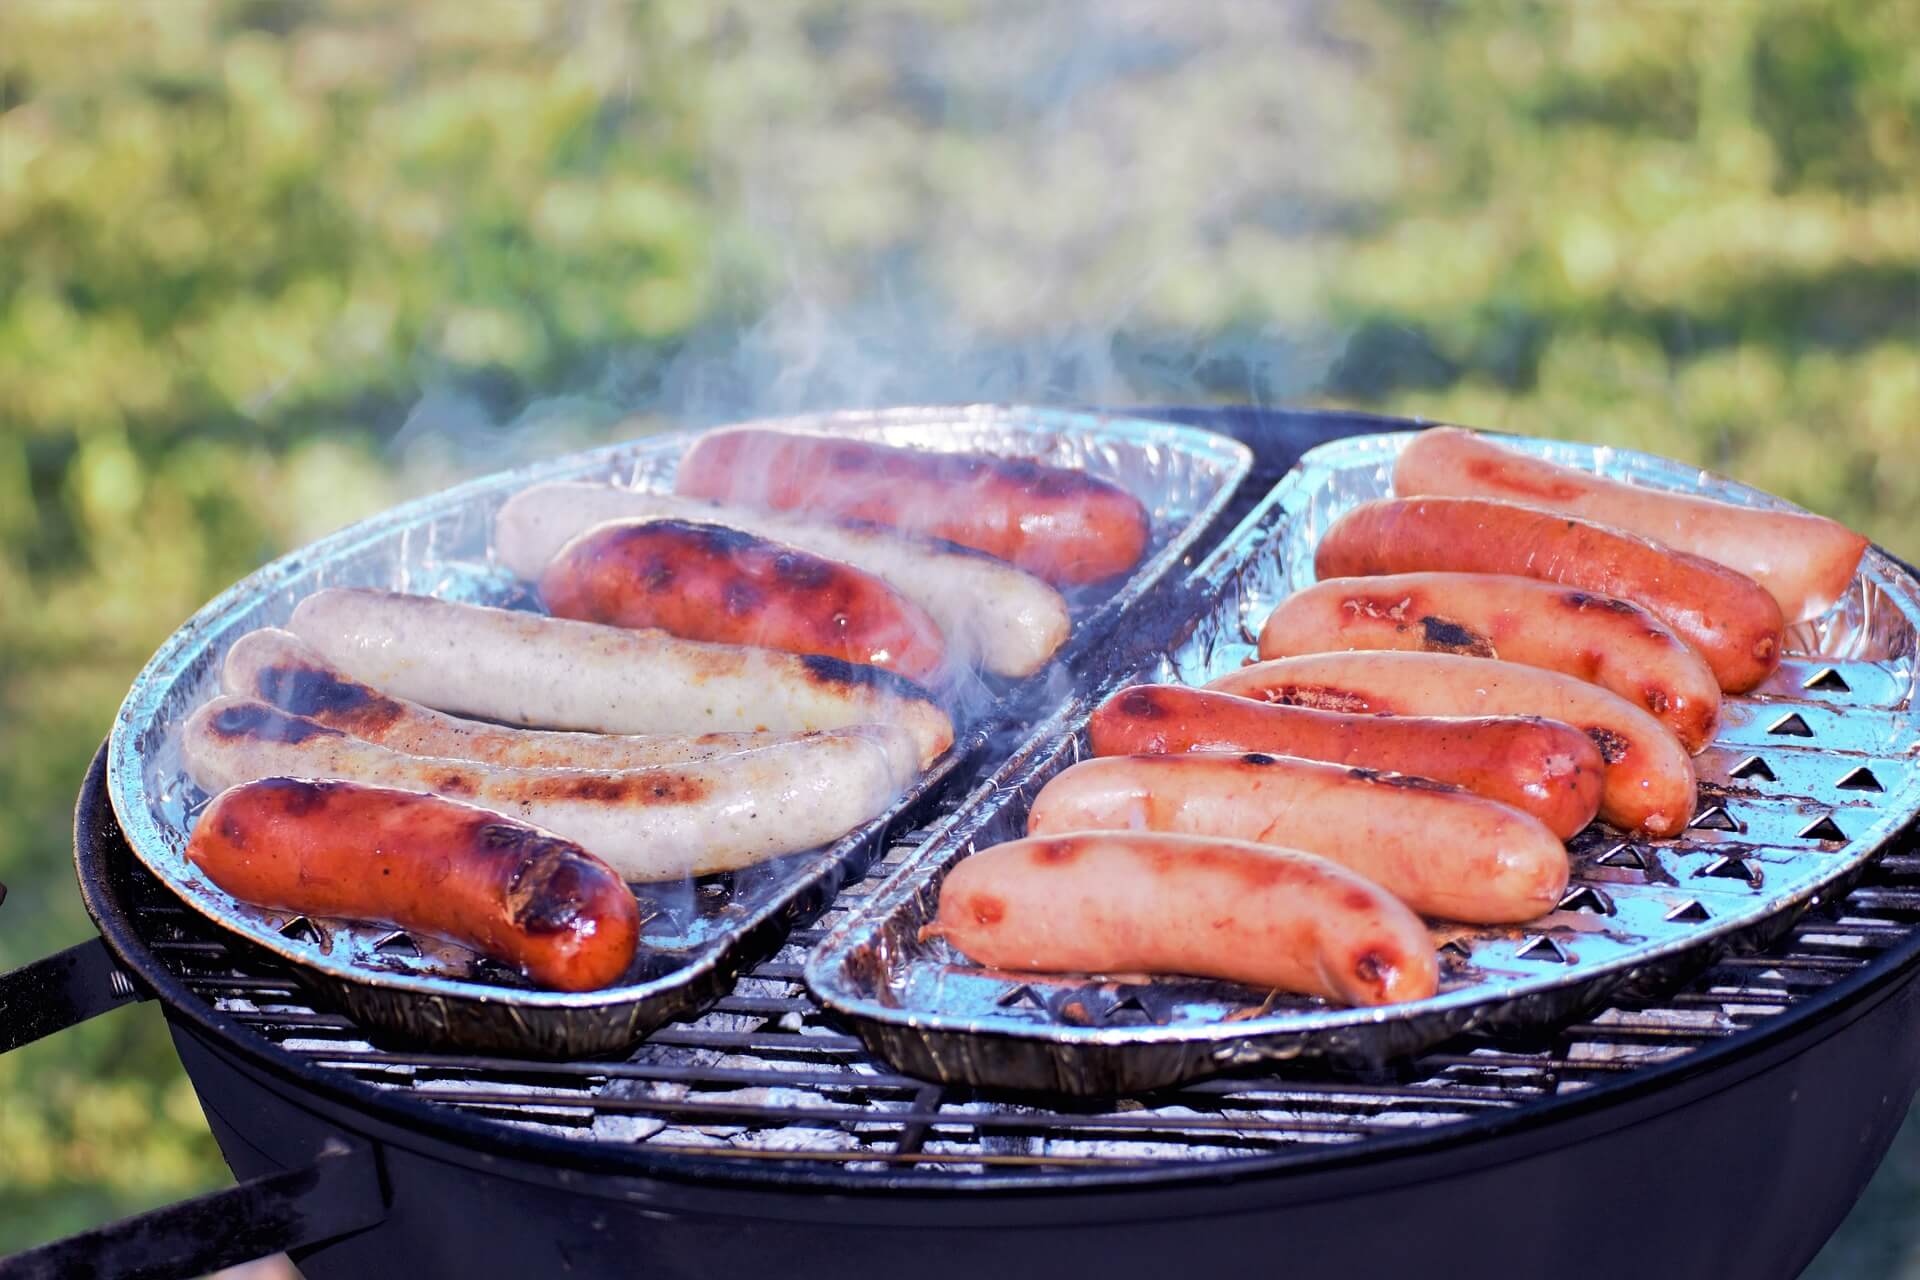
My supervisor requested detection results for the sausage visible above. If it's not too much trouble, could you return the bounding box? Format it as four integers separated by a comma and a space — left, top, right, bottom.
1206, 652, 1697, 836
221, 629, 907, 777
1025, 752, 1568, 923
1259, 573, 1721, 752
932, 831, 1438, 1005
493, 484, 1069, 678
1088, 684, 1603, 839
285, 589, 953, 769
1314, 497, 1784, 693
538, 519, 949, 686
187, 779, 639, 991
673, 428, 1151, 586
1394, 427, 1868, 623
182, 697, 912, 880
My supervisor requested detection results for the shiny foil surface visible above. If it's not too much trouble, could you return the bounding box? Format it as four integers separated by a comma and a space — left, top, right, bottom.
105, 406, 1252, 1056
806, 431, 1920, 1094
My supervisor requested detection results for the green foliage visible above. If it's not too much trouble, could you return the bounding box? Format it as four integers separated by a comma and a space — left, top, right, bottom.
0, 0, 1914, 1253
0, 0, 721, 1246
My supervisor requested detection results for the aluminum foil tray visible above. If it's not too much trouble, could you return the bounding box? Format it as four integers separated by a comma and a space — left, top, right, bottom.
806, 430, 1920, 1095
105, 405, 1252, 1058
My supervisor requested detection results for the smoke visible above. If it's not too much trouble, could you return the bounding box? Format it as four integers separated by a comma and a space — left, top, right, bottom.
387, 0, 1373, 472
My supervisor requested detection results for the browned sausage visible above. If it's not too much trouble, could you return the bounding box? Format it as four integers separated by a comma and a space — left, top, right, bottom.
223, 628, 856, 774
1087, 684, 1603, 839
187, 779, 640, 991
1025, 752, 1569, 923
492, 484, 1070, 679
1393, 427, 1869, 623
1206, 652, 1698, 836
932, 831, 1438, 1005
673, 427, 1151, 586
1314, 497, 1784, 693
286, 589, 953, 769
182, 697, 913, 881
1259, 573, 1721, 751
538, 518, 950, 686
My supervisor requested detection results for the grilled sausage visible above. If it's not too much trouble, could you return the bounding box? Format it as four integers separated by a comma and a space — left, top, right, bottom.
1207, 652, 1697, 836
182, 698, 911, 880
538, 518, 949, 686
932, 831, 1438, 1005
285, 589, 953, 769
673, 428, 1152, 586
1259, 573, 1721, 752
1088, 684, 1603, 839
187, 779, 639, 991
1026, 752, 1568, 923
1314, 497, 1784, 693
222, 629, 899, 776
1393, 427, 1869, 623
493, 484, 1069, 678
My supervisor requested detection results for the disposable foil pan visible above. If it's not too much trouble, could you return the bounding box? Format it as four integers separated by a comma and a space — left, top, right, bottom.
806, 430, 1920, 1095
105, 406, 1252, 1057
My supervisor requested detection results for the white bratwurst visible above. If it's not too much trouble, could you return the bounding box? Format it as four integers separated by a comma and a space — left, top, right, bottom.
183, 697, 913, 881
285, 589, 953, 769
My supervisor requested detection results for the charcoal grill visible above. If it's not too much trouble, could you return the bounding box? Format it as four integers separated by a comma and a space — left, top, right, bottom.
4, 407, 1920, 1280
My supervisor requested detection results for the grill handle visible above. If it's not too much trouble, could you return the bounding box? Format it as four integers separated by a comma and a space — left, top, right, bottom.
0, 935, 146, 1055
0, 941, 389, 1276
0, 1136, 386, 1280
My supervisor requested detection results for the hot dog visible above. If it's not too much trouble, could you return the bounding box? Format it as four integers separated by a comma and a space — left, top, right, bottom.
1394, 427, 1868, 623
188, 779, 640, 991
932, 831, 1438, 1005
493, 484, 1069, 678
1314, 497, 1784, 693
183, 698, 911, 880
1259, 573, 1721, 752
1087, 684, 1603, 839
673, 428, 1152, 586
538, 518, 949, 686
1206, 652, 1697, 836
222, 629, 899, 776
1025, 752, 1568, 923
285, 588, 953, 769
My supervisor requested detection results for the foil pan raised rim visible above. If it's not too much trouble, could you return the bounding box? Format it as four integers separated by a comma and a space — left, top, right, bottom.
804, 430, 1920, 1092
103, 405, 1251, 1046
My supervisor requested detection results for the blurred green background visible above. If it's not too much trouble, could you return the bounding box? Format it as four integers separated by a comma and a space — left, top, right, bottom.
1, 0, 1916, 1269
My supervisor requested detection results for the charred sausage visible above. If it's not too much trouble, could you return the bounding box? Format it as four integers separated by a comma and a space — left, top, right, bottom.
183, 697, 912, 880
1393, 427, 1868, 623
1025, 752, 1569, 923
538, 518, 949, 686
673, 428, 1151, 586
1087, 684, 1603, 839
222, 629, 900, 776
493, 484, 1069, 678
285, 589, 953, 768
932, 831, 1438, 1005
188, 779, 639, 991
1314, 497, 1784, 693
1206, 652, 1698, 836
1259, 572, 1721, 751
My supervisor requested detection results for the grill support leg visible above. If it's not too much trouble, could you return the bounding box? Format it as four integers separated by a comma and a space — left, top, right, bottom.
0, 1137, 386, 1280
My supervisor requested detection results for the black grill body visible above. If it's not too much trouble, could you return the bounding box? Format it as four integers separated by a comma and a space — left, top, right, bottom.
6, 407, 1920, 1280
164, 964, 1920, 1280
